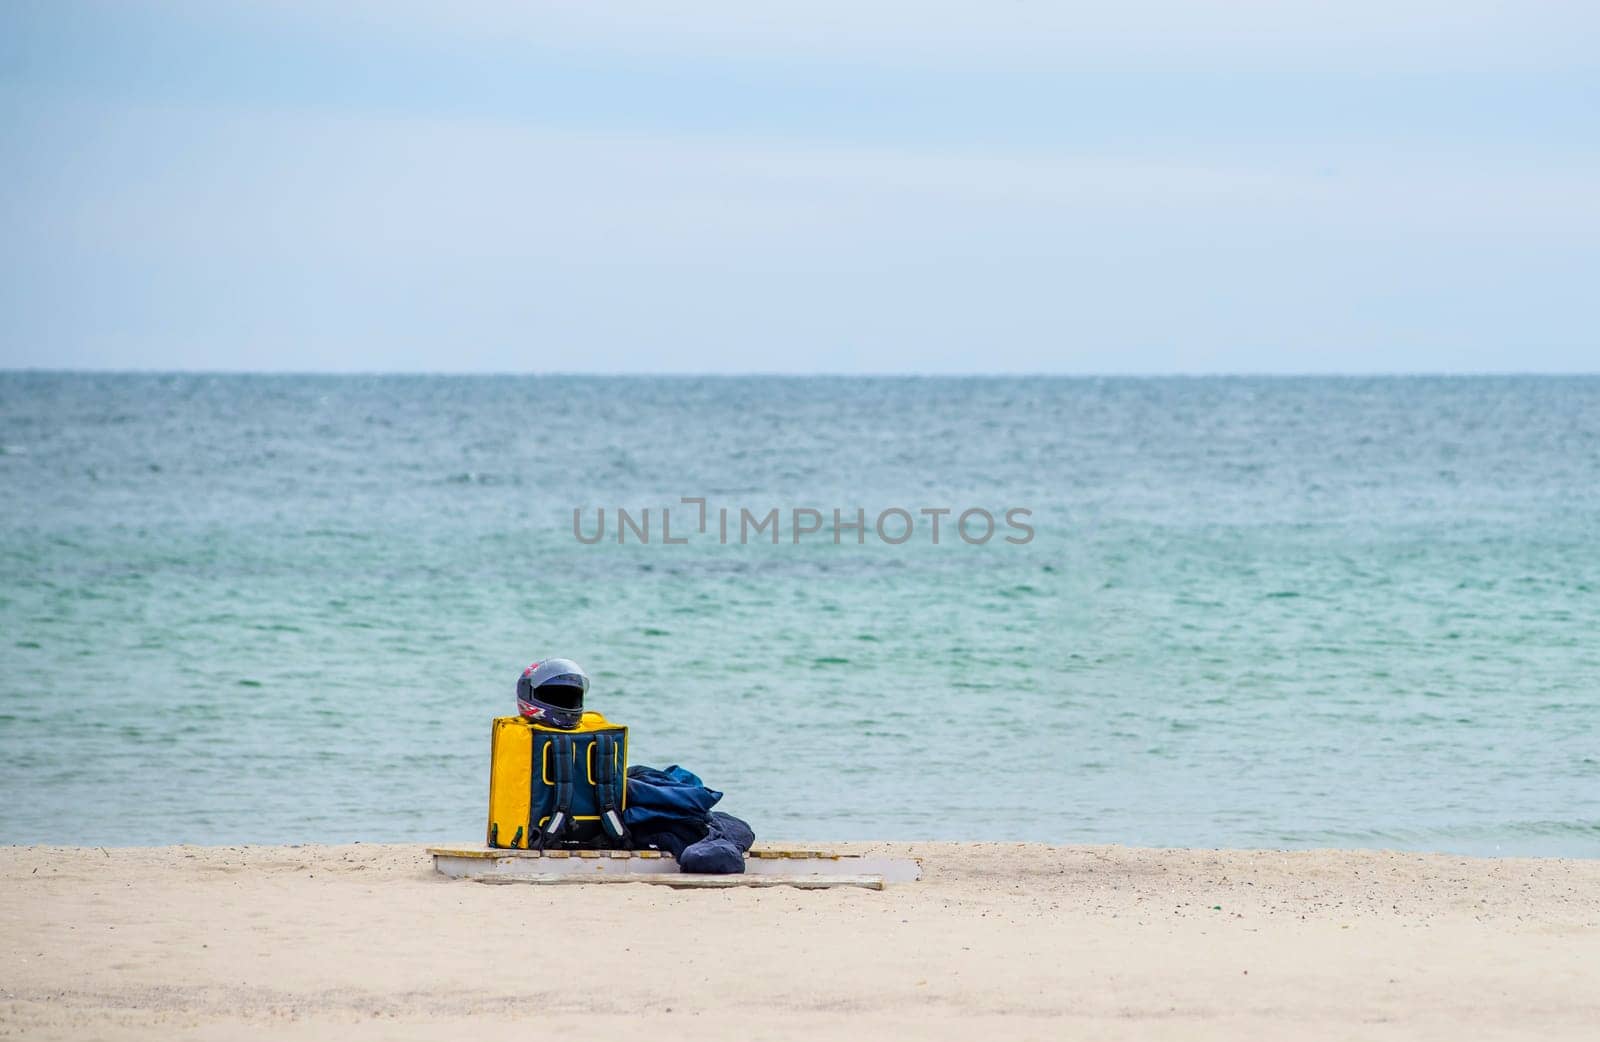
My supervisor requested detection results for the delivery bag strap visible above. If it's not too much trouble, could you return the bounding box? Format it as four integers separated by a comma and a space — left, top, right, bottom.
535, 733, 575, 848
594, 732, 630, 847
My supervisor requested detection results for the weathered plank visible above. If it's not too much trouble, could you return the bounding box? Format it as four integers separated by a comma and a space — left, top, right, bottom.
471, 873, 886, 891
428, 846, 922, 884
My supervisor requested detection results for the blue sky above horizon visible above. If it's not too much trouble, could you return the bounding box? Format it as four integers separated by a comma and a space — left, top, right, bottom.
2, 1, 1597, 374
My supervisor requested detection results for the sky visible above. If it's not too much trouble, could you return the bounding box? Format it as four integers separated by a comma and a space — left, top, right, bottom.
1, 1, 1597, 374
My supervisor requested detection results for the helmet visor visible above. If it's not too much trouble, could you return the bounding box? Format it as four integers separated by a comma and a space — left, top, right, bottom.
534, 681, 584, 712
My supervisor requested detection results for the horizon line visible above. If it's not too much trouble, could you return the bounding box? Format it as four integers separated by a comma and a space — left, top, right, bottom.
4, 367, 1599, 380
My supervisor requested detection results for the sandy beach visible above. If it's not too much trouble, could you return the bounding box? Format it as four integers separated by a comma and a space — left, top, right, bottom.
2, 842, 1596, 1040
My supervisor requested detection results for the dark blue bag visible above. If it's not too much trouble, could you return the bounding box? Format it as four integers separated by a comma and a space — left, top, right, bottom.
624, 765, 754, 873
622, 765, 723, 831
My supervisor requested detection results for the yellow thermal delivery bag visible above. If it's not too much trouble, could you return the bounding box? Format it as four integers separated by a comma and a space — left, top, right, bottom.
487, 712, 629, 849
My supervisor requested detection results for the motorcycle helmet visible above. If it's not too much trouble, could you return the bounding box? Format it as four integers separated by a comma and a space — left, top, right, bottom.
516, 658, 588, 729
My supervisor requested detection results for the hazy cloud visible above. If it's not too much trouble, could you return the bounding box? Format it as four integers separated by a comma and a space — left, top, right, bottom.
2, 1, 1596, 372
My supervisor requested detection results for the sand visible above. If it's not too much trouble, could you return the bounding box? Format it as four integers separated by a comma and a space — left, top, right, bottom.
3, 841, 1597, 1040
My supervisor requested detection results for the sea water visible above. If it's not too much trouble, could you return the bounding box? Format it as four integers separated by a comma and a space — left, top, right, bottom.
2, 374, 1597, 855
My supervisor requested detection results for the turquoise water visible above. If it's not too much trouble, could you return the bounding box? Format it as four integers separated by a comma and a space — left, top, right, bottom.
2, 374, 1597, 855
